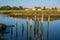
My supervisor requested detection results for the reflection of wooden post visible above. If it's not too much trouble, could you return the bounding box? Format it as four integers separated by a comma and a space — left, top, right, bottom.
34, 16, 37, 40
46, 16, 50, 40
36, 18, 40, 40
40, 22, 43, 40
29, 19, 32, 40
15, 19, 18, 40
10, 27, 13, 40
40, 15, 43, 40
22, 24, 24, 36
26, 16, 28, 40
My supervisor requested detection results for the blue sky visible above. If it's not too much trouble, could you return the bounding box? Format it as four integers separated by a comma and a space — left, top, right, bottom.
0, 0, 60, 8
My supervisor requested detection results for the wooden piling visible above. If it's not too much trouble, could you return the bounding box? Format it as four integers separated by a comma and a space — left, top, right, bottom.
41, 14, 43, 23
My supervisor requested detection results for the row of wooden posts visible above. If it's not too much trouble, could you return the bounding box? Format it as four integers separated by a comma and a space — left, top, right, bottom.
10, 15, 50, 40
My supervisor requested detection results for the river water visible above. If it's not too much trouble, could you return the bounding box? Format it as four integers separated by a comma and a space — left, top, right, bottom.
0, 14, 60, 40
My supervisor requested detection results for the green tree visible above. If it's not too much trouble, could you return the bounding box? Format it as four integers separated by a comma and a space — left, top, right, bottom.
55, 7, 57, 10
11, 6, 19, 10
19, 6, 23, 10
34, 6, 41, 10
34, 6, 41, 9
43, 6, 46, 10
0, 6, 12, 10
52, 7, 57, 10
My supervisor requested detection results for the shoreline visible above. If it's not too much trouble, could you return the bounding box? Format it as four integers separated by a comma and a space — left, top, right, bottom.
0, 10, 60, 18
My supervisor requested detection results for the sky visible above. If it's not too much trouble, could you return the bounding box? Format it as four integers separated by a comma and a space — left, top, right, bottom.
0, 0, 60, 8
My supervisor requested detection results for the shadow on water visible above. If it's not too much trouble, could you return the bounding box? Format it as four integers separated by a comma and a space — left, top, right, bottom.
0, 23, 14, 40
0, 34, 6, 40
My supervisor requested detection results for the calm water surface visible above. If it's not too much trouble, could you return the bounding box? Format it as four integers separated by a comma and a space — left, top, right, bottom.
0, 14, 60, 40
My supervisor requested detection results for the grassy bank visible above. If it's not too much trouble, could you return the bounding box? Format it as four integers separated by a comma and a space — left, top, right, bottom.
0, 10, 60, 17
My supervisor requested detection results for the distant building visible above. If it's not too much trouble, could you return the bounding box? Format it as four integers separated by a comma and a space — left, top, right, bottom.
57, 8, 60, 12
24, 8, 32, 11
32, 7, 42, 11
37, 9, 41, 11
24, 7, 42, 11
25, 9, 29, 11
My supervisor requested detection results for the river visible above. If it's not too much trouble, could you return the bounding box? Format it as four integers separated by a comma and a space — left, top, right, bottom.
0, 14, 60, 40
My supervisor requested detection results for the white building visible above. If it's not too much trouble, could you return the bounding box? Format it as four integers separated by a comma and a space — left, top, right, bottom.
25, 8, 32, 11
32, 7, 42, 11
57, 8, 60, 12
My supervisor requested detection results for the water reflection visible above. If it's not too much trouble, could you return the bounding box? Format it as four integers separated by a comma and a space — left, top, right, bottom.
22, 24, 24, 36
40, 21, 43, 40
15, 19, 18, 40
29, 19, 32, 40
46, 16, 50, 40
34, 16, 37, 40
0, 14, 60, 40
26, 17, 28, 40
10, 25, 13, 40
36, 19, 40, 40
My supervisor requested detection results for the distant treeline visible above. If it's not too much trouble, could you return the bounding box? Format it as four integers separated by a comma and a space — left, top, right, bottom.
0, 5, 57, 10
0, 6, 23, 10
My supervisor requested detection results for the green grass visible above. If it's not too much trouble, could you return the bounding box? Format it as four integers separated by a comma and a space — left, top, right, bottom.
0, 10, 60, 16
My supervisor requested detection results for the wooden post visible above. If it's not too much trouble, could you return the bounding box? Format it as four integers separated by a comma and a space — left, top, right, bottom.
41, 14, 43, 23
35, 15, 36, 21
48, 16, 50, 22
